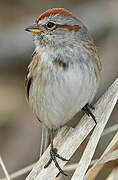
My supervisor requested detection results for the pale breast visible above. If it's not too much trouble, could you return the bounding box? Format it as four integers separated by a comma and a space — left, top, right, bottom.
28, 46, 100, 129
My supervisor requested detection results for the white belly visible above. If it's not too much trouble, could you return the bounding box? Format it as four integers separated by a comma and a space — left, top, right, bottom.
29, 61, 98, 129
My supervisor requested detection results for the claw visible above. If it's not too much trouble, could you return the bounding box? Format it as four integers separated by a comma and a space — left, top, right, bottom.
87, 104, 95, 110
44, 129, 69, 176
44, 157, 52, 168
44, 148, 68, 176
82, 103, 97, 124
52, 148, 69, 161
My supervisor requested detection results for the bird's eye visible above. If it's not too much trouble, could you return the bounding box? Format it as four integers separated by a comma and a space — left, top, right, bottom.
46, 22, 56, 30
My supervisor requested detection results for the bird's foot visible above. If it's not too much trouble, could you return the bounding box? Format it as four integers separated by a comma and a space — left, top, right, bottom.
87, 103, 95, 110
82, 103, 97, 124
44, 148, 69, 176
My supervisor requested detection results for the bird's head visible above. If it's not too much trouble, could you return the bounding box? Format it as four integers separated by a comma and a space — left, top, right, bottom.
25, 8, 92, 47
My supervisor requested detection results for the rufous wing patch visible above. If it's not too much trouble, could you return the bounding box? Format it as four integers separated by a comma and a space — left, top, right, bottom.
82, 42, 97, 54
82, 41, 102, 80
28, 50, 40, 71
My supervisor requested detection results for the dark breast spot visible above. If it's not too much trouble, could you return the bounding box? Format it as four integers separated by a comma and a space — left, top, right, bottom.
53, 58, 69, 70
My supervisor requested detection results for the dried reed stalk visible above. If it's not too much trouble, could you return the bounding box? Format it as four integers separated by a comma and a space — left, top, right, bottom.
0, 156, 10, 180
25, 78, 118, 180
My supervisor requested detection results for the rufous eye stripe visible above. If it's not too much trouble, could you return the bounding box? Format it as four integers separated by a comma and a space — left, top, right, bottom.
56, 24, 81, 32
36, 8, 72, 24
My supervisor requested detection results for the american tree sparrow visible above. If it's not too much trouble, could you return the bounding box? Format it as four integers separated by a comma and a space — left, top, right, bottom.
25, 8, 101, 176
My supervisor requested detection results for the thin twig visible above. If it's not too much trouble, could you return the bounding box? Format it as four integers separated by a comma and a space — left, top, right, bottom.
0, 156, 10, 180
102, 124, 118, 136
1, 163, 36, 180
64, 149, 118, 172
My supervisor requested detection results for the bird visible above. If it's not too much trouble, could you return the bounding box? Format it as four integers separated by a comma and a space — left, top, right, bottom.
25, 8, 101, 176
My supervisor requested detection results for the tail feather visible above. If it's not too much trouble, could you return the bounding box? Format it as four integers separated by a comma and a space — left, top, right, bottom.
40, 125, 50, 157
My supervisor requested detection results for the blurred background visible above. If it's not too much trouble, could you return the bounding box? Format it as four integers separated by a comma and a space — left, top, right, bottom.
0, 0, 118, 179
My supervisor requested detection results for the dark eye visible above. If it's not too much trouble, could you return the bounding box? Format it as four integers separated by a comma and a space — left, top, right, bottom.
46, 22, 56, 29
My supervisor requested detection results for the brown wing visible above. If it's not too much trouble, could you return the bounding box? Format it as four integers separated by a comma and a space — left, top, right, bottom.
25, 68, 33, 101
25, 50, 39, 100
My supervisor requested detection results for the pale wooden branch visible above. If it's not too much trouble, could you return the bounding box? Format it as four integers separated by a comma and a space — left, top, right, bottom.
25, 79, 118, 180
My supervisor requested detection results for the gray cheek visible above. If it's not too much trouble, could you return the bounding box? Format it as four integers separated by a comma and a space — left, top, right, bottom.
33, 34, 44, 45
47, 29, 71, 43
78, 27, 93, 42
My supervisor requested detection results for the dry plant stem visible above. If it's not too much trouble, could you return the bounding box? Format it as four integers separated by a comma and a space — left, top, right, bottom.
1, 163, 36, 180
102, 124, 118, 136
26, 78, 118, 180
83, 80, 118, 180
106, 167, 118, 180
99, 149, 118, 165
71, 78, 118, 180
2, 124, 118, 180
0, 156, 10, 180
84, 131, 118, 180
64, 149, 118, 172
2, 148, 118, 180
2, 123, 118, 180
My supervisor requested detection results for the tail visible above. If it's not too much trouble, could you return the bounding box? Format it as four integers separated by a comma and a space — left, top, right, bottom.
40, 125, 50, 157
